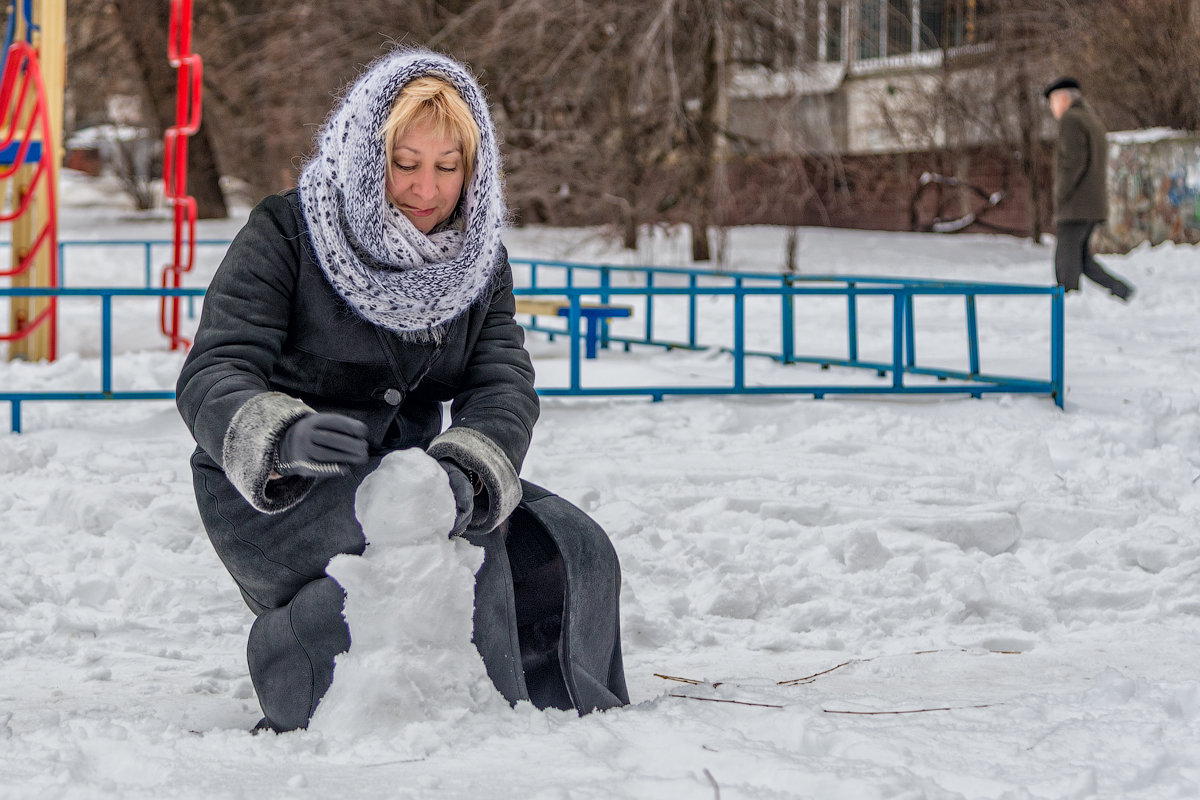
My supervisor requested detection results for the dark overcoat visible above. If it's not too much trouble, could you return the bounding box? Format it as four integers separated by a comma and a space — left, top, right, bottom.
177, 190, 628, 727
1054, 99, 1109, 223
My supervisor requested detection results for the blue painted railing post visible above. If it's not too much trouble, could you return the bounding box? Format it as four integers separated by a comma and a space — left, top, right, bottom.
781, 275, 795, 364
891, 291, 904, 388
688, 274, 698, 349
1051, 288, 1065, 408
966, 294, 980, 376
733, 280, 745, 390
568, 293, 582, 391
144, 242, 153, 289
529, 262, 541, 328
904, 292, 916, 369
11, 400, 20, 434
644, 271, 654, 344
847, 282, 859, 364
101, 294, 113, 394
600, 267, 611, 352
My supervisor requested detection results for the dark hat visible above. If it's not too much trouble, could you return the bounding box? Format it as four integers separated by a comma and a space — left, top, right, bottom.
1042, 76, 1081, 98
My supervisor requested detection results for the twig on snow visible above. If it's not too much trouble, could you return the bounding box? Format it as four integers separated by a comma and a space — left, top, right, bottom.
670, 694, 783, 709
777, 659, 856, 686
823, 703, 998, 715
654, 672, 705, 685
703, 768, 721, 799
778, 648, 1023, 686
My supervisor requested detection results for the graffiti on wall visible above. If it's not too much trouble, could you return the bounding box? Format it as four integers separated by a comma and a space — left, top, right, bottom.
1101, 130, 1200, 253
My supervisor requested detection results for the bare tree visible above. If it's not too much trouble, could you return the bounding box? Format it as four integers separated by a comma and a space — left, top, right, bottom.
1054, 0, 1200, 131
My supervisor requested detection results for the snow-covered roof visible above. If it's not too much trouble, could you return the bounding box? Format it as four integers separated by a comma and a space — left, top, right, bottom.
65, 124, 152, 149
1108, 127, 1198, 145
730, 62, 845, 99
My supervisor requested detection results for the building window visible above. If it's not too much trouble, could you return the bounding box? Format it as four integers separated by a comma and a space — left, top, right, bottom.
820, 1, 844, 63
918, 0, 984, 51
886, 0, 913, 56
859, 0, 916, 59
792, 0, 988, 66
858, 0, 883, 59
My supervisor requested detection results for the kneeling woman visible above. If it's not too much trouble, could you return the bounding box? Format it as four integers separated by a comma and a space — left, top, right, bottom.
177, 48, 628, 732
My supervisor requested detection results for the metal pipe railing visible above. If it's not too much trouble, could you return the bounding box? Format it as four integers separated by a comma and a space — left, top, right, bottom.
1, 258, 1065, 432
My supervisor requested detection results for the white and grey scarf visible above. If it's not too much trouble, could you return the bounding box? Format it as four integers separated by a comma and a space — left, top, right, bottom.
298, 48, 505, 341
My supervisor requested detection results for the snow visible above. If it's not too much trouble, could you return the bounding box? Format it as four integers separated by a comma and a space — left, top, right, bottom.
2, 171, 1200, 798
1108, 128, 1196, 145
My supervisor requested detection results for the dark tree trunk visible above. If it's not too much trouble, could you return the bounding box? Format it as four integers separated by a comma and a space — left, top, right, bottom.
1015, 61, 1042, 243
112, 0, 227, 218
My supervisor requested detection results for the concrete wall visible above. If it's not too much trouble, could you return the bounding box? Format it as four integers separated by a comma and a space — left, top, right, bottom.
1100, 130, 1200, 253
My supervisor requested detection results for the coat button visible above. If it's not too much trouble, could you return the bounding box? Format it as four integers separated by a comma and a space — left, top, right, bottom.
383, 388, 402, 406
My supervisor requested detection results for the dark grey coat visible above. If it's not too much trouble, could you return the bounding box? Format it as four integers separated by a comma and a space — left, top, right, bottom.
178, 190, 538, 529
177, 190, 627, 729
1054, 99, 1109, 223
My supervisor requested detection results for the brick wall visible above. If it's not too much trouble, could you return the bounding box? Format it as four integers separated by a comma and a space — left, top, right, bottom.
721, 144, 1056, 236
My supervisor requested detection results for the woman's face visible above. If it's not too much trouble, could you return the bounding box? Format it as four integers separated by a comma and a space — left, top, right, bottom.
386, 123, 466, 233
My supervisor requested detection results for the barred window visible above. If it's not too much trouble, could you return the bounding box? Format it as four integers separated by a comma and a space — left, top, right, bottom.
886, 0, 913, 56
918, 0, 986, 51
858, 0, 882, 59
822, 1, 845, 63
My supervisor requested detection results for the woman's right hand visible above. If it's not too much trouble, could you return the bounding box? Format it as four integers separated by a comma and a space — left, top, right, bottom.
274, 413, 369, 478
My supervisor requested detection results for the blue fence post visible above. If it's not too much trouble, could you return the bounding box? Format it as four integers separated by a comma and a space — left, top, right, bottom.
892, 291, 904, 388
688, 273, 698, 349
101, 293, 113, 394
781, 275, 795, 364
905, 292, 916, 369
847, 281, 859, 364
568, 292, 582, 391
10, 400, 20, 434
644, 270, 656, 344
1051, 288, 1065, 408
528, 262, 541, 329
734, 280, 745, 390
600, 266, 611, 352
966, 294, 980, 376
57, 241, 66, 286
144, 242, 153, 289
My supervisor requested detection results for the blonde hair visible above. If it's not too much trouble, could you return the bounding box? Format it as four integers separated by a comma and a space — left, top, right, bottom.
381, 76, 480, 187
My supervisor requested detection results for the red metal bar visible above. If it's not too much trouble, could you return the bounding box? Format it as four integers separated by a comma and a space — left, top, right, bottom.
160, 0, 201, 351
0, 50, 34, 143
0, 213, 52, 276
0, 40, 59, 360
0, 300, 52, 341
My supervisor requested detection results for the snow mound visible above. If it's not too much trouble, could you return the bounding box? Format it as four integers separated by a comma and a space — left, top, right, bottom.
309, 449, 508, 750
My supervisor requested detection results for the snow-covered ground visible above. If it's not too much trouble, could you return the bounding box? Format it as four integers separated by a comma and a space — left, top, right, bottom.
2, 172, 1199, 798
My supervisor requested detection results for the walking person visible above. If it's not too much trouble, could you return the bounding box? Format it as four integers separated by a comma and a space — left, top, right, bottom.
1043, 76, 1134, 301
177, 47, 628, 733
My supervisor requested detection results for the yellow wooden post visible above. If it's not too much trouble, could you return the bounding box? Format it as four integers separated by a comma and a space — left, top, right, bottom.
7, 0, 64, 362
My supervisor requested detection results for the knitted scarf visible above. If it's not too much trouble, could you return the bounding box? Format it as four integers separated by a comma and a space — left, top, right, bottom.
298, 48, 505, 341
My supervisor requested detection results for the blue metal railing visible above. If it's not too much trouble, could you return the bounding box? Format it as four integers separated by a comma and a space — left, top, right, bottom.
513, 280, 1063, 403
1, 249, 1065, 432
510, 257, 1063, 403
0, 286, 204, 432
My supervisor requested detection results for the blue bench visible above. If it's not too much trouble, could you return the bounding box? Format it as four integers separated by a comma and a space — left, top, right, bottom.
515, 299, 632, 359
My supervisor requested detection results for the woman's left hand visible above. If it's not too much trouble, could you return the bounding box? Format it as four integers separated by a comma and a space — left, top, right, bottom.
439, 460, 476, 537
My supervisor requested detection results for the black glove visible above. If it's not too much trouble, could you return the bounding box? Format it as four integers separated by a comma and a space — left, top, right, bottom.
439, 460, 476, 537
275, 413, 369, 478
